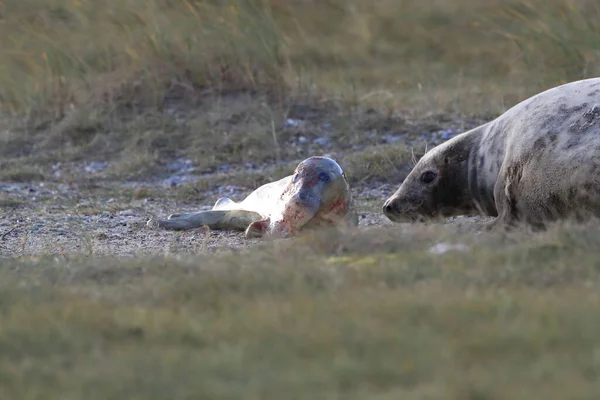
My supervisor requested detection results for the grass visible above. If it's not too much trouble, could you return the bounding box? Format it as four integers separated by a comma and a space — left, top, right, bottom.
0, 198, 25, 209
4, 0, 599, 115
2, 0, 600, 398
0, 164, 47, 182
1, 0, 600, 181
3, 222, 600, 398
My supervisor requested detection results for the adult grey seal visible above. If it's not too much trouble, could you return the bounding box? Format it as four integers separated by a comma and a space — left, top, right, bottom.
149, 156, 358, 238
382, 77, 600, 229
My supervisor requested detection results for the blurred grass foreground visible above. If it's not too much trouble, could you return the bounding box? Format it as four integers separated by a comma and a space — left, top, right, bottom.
3, 223, 600, 398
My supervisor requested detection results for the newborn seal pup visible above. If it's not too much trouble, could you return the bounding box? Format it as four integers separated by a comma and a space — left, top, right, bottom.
383, 77, 600, 229
149, 156, 358, 238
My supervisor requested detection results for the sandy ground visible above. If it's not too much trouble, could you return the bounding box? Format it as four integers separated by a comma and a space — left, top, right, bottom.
0, 175, 494, 259
0, 107, 495, 259
0, 178, 406, 258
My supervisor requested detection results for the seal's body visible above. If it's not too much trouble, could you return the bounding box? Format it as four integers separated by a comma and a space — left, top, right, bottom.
383, 77, 600, 229
150, 156, 358, 238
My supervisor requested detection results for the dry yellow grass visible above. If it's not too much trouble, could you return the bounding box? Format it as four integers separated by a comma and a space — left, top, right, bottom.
1, 0, 599, 180
2, 0, 600, 117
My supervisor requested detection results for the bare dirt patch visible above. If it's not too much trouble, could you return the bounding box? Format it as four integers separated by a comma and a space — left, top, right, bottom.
1, 99, 489, 259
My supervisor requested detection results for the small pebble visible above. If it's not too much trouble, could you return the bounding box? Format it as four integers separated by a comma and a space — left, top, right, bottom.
85, 161, 108, 173
119, 209, 137, 217
429, 242, 469, 255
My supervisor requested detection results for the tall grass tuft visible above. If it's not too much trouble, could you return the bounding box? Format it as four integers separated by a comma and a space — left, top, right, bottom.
490, 0, 600, 86
1, 0, 600, 124
1, 0, 288, 122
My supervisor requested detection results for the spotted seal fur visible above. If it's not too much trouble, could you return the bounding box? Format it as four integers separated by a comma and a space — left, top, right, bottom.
382, 77, 600, 229
148, 156, 358, 238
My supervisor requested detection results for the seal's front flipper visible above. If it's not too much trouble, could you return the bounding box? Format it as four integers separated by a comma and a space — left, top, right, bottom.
156, 210, 263, 231
244, 218, 271, 238
213, 197, 236, 210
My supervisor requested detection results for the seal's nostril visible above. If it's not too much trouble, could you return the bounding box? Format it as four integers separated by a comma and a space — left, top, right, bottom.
383, 202, 394, 214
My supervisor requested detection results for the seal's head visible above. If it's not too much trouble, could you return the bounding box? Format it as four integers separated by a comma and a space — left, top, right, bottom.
382, 138, 476, 223
246, 156, 355, 238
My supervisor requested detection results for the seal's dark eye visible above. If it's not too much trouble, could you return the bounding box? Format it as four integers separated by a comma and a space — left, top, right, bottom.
318, 172, 331, 182
420, 171, 436, 183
